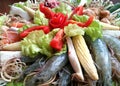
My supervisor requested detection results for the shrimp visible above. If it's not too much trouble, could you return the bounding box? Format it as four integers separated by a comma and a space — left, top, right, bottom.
57, 64, 73, 86
18, 57, 46, 81
110, 55, 120, 83
90, 38, 112, 86
103, 30, 120, 38
25, 53, 68, 86
103, 35, 120, 62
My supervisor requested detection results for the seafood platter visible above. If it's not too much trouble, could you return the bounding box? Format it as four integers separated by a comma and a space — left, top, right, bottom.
0, 0, 120, 86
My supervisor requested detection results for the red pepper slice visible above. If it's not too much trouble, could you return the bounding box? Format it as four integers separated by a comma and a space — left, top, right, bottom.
40, 3, 54, 19
50, 29, 64, 51
20, 26, 50, 38
49, 13, 68, 29
69, 6, 83, 19
68, 16, 94, 27
83, 16, 94, 27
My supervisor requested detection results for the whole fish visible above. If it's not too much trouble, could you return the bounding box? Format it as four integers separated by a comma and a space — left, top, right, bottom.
90, 38, 112, 86
25, 53, 68, 86
103, 35, 120, 62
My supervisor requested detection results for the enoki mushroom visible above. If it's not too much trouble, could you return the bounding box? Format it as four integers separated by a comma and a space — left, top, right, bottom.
0, 57, 26, 82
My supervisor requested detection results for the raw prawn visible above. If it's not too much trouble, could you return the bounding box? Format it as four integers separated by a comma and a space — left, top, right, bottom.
18, 57, 46, 81
90, 38, 112, 86
25, 53, 68, 86
103, 35, 120, 62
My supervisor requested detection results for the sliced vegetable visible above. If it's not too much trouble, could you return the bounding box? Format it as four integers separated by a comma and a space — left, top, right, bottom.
50, 29, 64, 51
69, 16, 94, 27
20, 26, 50, 38
49, 12, 68, 29
21, 29, 59, 57
69, 6, 83, 19
73, 15, 102, 41
39, 3, 55, 19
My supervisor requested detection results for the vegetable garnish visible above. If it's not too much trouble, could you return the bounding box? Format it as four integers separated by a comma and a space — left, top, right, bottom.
73, 15, 102, 41
40, 3, 55, 19
68, 15, 94, 27
20, 26, 50, 38
50, 29, 64, 51
69, 5, 83, 19
49, 12, 68, 29
21, 29, 59, 57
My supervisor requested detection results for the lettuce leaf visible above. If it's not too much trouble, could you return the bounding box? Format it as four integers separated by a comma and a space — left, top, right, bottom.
64, 24, 85, 37
0, 15, 7, 27
21, 29, 60, 58
73, 15, 102, 41
34, 10, 48, 25
6, 81, 23, 86
52, 2, 72, 16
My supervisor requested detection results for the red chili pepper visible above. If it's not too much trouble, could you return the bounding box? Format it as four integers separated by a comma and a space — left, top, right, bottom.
69, 6, 83, 19
20, 26, 50, 38
68, 16, 94, 27
50, 29, 64, 51
40, 3, 55, 19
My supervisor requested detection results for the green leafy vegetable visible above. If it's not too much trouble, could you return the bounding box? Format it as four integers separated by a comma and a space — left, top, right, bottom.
6, 81, 23, 86
34, 10, 48, 25
21, 29, 60, 57
73, 15, 102, 41
52, 2, 72, 16
64, 24, 85, 37
0, 15, 7, 27
14, 0, 33, 9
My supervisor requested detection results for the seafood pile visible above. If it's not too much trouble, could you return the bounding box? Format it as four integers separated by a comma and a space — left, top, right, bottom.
0, 0, 120, 86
